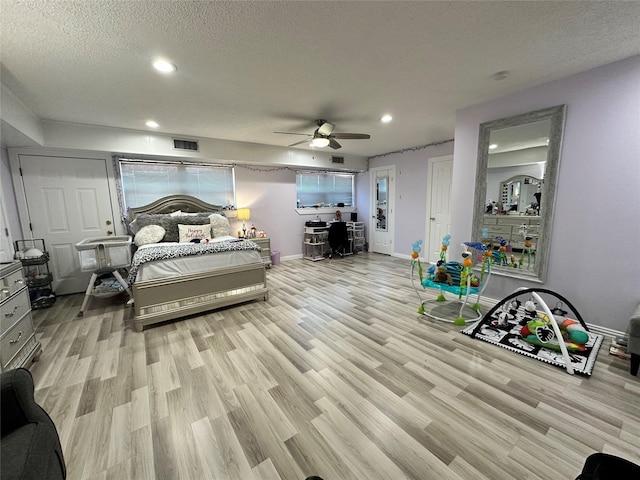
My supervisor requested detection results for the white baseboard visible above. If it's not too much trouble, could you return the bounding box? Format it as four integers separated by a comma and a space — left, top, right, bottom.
586, 324, 624, 339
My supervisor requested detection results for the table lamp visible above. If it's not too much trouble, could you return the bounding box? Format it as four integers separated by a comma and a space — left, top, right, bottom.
237, 208, 251, 238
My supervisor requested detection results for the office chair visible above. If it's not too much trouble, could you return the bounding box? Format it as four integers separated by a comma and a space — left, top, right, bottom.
327, 222, 349, 258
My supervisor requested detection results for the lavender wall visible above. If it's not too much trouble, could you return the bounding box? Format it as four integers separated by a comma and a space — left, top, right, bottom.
234, 166, 366, 259
452, 56, 640, 331
369, 143, 455, 256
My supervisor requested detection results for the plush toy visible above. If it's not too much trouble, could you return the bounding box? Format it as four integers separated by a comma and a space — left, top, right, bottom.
508, 299, 521, 316
523, 299, 537, 318
559, 318, 589, 345
433, 265, 453, 285
520, 316, 588, 352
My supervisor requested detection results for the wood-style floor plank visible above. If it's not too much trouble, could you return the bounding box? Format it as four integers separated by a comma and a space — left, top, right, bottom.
26, 253, 639, 479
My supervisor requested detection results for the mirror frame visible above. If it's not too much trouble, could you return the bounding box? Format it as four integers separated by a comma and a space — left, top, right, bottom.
472, 104, 566, 283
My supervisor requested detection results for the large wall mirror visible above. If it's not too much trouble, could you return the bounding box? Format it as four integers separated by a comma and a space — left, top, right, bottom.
472, 105, 566, 282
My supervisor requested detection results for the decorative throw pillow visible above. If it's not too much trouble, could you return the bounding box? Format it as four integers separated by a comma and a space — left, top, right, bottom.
131, 214, 211, 242
134, 224, 166, 246
209, 213, 231, 237
178, 224, 211, 243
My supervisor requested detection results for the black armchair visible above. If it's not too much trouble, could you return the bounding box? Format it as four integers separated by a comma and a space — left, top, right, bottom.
1, 368, 66, 480
327, 222, 349, 258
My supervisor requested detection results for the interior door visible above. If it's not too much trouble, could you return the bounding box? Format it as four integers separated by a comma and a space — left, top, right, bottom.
18, 155, 115, 294
370, 166, 395, 255
426, 155, 453, 263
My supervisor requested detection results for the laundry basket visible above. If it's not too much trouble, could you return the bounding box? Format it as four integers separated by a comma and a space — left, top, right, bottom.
75, 236, 132, 272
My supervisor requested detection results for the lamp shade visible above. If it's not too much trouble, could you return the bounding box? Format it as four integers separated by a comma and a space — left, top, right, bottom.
237, 208, 251, 221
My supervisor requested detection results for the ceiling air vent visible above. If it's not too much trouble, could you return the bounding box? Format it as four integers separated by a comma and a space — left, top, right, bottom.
173, 139, 199, 151
331, 156, 344, 164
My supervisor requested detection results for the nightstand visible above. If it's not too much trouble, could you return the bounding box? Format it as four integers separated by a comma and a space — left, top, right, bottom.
252, 237, 272, 268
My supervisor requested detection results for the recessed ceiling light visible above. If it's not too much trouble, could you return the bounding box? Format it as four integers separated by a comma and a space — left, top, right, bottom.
381, 114, 393, 123
152, 59, 177, 73
489, 144, 498, 149
146, 120, 159, 128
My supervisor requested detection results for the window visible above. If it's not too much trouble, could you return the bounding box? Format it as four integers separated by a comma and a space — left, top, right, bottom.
296, 172, 354, 208
119, 160, 235, 209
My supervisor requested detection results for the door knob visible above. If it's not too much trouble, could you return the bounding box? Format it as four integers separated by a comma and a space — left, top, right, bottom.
106, 220, 112, 225
107, 230, 113, 235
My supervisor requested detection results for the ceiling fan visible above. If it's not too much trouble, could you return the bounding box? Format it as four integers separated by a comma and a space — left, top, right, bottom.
274, 119, 370, 149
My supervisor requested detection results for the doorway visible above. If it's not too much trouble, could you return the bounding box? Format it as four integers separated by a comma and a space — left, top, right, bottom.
425, 155, 453, 264
370, 165, 395, 255
15, 154, 116, 294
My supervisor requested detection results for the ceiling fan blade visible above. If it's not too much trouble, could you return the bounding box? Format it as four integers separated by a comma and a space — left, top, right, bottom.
331, 133, 371, 140
317, 121, 335, 136
329, 138, 342, 149
274, 131, 311, 136
288, 138, 312, 147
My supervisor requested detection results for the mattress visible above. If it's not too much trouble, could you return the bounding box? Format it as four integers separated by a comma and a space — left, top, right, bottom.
134, 236, 263, 282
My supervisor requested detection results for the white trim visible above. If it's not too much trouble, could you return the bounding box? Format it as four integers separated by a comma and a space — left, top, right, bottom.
586, 324, 623, 339
296, 207, 356, 216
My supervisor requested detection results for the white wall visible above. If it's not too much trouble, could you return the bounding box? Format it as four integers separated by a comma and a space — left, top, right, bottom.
452, 55, 640, 332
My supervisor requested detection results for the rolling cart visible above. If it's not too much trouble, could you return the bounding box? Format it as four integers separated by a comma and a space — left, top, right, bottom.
75, 236, 133, 317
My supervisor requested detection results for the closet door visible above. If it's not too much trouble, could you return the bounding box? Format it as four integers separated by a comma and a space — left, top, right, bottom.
18, 155, 115, 294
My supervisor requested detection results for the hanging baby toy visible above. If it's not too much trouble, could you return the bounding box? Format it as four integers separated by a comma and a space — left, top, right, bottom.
411, 239, 423, 281
459, 245, 473, 300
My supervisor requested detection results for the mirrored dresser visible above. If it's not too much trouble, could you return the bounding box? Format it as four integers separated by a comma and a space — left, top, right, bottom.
1, 261, 42, 372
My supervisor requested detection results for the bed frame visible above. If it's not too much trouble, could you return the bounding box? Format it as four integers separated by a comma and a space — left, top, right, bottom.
127, 195, 269, 332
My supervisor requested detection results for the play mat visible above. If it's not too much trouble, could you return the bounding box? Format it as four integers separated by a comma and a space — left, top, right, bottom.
462, 287, 603, 376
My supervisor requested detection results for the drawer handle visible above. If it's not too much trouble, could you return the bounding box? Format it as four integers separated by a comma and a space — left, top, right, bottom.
9, 330, 23, 345
4, 305, 20, 317
14, 279, 25, 286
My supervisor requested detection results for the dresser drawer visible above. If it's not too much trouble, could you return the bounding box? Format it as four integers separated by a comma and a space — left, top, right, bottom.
1, 268, 26, 299
1, 288, 31, 334
496, 216, 528, 225
485, 225, 512, 235
1, 313, 35, 369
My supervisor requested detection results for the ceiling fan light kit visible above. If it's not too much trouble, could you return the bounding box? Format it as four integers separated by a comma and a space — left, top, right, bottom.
276, 119, 371, 150
311, 137, 330, 148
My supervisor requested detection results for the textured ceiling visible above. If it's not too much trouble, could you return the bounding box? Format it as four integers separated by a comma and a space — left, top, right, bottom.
1, 1, 639, 157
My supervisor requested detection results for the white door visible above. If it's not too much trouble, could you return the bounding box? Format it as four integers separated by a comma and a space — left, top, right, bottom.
425, 155, 453, 264
0, 196, 13, 263
370, 166, 395, 255
18, 155, 115, 294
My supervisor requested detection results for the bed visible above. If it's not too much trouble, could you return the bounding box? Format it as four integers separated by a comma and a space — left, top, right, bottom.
126, 195, 269, 332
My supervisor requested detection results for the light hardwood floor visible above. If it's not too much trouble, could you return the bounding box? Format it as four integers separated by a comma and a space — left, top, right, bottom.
29, 253, 639, 480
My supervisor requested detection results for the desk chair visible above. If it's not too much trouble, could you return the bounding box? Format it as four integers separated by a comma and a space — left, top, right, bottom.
327, 222, 349, 258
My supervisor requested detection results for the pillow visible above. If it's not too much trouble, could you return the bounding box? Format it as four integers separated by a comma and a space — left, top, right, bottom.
209, 213, 231, 237
178, 224, 211, 243
169, 210, 183, 216
131, 214, 211, 242
134, 224, 166, 246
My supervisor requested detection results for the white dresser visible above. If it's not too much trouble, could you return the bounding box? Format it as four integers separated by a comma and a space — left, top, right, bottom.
482, 215, 540, 249
1, 261, 42, 372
